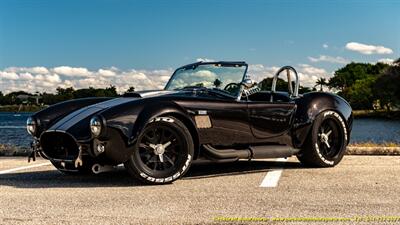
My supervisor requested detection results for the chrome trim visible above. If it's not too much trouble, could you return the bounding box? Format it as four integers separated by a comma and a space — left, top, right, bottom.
271, 66, 299, 98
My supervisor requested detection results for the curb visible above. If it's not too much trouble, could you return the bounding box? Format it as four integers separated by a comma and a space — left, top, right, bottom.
346, 146, 400, 155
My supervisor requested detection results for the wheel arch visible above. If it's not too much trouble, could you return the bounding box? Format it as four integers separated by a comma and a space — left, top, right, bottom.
161, 112, 200, 160
129, 101, 200, 159
292, 92, 352, 148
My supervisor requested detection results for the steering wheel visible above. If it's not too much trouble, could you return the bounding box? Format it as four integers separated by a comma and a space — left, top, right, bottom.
224, 82, 240, 91
271, 66, 299, 102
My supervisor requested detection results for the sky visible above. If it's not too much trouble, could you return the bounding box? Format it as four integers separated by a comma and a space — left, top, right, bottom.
0, 0, 399, 93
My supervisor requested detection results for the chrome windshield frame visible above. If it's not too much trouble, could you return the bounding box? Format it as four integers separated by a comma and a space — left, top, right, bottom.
164, 61, 248, 100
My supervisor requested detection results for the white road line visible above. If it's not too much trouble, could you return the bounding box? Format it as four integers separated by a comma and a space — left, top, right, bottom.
0, 162, 52, 175
259, 158, 288, 188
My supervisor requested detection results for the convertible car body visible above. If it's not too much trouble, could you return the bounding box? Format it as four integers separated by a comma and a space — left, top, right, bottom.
27, 61, 352, 184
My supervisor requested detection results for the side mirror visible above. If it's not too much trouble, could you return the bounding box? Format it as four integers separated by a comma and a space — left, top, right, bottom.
241, 78, 254, 88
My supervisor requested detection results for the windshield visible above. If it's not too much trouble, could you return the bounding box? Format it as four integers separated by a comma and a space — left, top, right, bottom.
165, 63, 247, 96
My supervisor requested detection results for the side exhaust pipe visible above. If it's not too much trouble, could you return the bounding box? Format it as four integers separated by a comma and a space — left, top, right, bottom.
202, 144, 300, 161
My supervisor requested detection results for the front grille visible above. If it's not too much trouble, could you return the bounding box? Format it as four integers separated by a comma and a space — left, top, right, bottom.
40, 132, 79, 160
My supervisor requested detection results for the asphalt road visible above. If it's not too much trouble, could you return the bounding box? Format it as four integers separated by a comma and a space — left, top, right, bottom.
0, 156, 399, 225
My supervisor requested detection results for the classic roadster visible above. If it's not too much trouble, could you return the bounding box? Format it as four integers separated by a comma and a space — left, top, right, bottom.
27, 61, 352, 184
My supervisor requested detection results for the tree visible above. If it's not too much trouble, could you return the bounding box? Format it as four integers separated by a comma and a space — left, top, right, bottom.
347, 76, 377, 110
314, 78, 328, 92
56, 87, 74, 101
259, 77, 287, 91
328, 62, 391, 109
125, 86, 135, 93
258, 77, 311, 94
374, 60, 400, 110
328, 62, 389, 94
103, 85, 118, 97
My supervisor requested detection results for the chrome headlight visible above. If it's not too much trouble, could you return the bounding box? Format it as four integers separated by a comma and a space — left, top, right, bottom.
26, 117, 36, 136
90, 116, 102, 137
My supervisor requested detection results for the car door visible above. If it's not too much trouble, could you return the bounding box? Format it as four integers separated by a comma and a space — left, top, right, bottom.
178, 98, 253, 146
247, 99, 296, 139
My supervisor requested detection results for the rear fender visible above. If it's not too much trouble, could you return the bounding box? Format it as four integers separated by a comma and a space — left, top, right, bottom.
292, 92, 352, 148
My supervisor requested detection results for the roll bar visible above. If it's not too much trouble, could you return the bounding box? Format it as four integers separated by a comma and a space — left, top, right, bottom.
271, 66, 299, 98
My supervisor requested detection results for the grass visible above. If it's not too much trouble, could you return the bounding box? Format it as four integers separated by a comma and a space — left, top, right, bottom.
347, 141, 400, 155
0, 144, 30, 156
349, 141, 400, 147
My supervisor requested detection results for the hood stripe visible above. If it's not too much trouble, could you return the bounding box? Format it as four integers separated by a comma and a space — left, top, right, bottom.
49, 98, 135, 131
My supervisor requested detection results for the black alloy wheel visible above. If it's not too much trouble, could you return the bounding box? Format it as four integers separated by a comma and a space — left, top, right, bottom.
124, 117, 194, 184
297, 110, 347, 167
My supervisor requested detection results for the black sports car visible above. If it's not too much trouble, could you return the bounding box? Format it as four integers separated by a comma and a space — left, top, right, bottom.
27, 61, 352, 184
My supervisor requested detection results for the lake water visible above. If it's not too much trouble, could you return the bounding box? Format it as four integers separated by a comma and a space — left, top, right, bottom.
0, 112, 399, 149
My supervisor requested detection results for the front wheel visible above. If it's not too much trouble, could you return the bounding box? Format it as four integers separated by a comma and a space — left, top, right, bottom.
124, 117, 194, 184
297, 111, 348, 167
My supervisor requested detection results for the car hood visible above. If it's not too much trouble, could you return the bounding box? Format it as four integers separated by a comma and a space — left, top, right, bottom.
46, 90, 177, 139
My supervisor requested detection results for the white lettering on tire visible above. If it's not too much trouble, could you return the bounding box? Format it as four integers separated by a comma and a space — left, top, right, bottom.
149, 117, 175, 123
315, 142, 334, 165
139, 154, 192, 183
315, 111, 347, 165
323, 111, 347, 141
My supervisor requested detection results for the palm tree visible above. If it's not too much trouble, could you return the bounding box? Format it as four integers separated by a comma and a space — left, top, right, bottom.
314, 78, 328, 92
125, 86, 135, 93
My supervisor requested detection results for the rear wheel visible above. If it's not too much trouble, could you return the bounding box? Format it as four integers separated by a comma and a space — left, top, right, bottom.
124, 117, 194, 184
297, 111, 348, 167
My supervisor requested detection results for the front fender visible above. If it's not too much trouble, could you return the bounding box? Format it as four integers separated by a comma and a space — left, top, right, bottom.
129, 101, 193, 145
292, 92, 353, 148
32, 97, 113, 138
99, 100, 198, 163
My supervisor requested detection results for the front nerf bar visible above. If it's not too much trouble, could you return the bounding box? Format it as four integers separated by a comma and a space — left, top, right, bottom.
28, 140, 88, 169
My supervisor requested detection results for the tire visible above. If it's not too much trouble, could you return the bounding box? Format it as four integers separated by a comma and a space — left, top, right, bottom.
124, 116, 194, 184
297, 110, 348, 167
51, 157, 96, 175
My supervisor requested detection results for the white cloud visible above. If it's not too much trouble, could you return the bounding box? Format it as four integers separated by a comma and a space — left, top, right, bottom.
97, 69, 116, 77
0, 71, 19, 80
378, 58, 394, 64
296, 64, 330, 87
246, 64, 329, 88
19, 72, 34, 80
0, 65, 175, 94
323, 44, 329, 49
44, 74, 62, 83
345, 42, 393, 55
247, 64, 280, 82
0, 63, 333, 94
29, 67, 49, 74
308, 55, 348, 64
298, 64, 327, 75
5, 66, 49, 74
53, 66, 92, 77
193, 70, 216, 78
196, 58, 215, 62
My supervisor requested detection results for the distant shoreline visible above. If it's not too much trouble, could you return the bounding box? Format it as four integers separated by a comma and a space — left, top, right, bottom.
352, 110, 400, 119
0, 105, 47, 112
